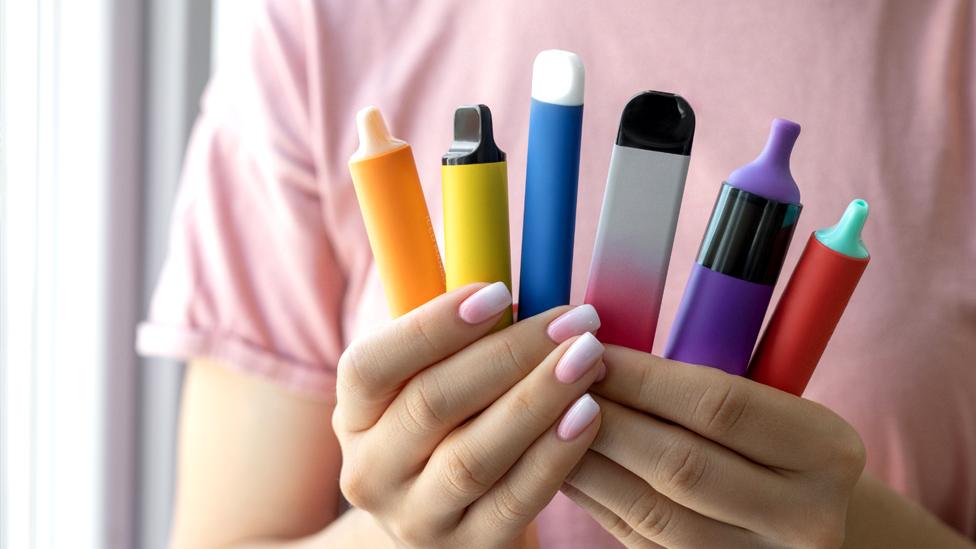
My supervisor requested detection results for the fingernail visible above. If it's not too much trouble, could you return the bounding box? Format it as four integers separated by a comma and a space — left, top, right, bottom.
554, 332, 605, 384
458, 282, 512, 324
595, 363, 607, 382
547, 304, 601, 343
557, 394, 600, 441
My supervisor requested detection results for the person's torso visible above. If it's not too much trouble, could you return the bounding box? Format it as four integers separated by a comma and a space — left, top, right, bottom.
305, 1, 976, 542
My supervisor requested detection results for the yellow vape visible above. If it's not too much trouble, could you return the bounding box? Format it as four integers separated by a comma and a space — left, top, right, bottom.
442, 104, 513, 328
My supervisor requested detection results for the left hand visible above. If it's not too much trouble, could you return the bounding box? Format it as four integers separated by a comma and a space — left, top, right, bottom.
562, 345, 866, 549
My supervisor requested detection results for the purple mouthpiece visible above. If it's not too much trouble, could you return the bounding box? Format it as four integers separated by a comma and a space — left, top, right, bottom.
726, 118, 801, 204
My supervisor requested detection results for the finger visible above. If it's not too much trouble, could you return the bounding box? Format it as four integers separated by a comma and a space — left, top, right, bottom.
564, 451, 769, 548
373, 303, 601, 469
594, 345, 852, 469
591, 397, 795, 537
560, 485, 662, 549
334, 282, 511, 432
459, 394, 602, 544
413, 333, 605, 522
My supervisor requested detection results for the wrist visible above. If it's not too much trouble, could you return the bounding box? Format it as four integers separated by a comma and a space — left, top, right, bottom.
843, 473, 973, 549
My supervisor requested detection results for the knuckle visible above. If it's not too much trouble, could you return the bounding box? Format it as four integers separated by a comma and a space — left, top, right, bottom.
626, 490, 675, 541
439, 443, 493, 500
487, 483, 534, 529
400, 311, 441, 358
388, 517, 436, 548
656, 437, 708, 497
490, 335, 532, 378
330, 404, 347, 434
793, 513, 847, 549
809, 408, 867, 479
830, 427, 867, 477
398, 377, 450, 435
336, 343, 377, 399
602, 512, 636, 540
336, 343, 359, 374
812, 522, 847, 549
338, 461, 373, 509
795, 402, 866, 482
507, 390, 548, 431
693, 379, 750, 438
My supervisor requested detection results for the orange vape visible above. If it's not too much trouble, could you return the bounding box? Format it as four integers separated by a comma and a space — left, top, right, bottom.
348, 106, 445, 317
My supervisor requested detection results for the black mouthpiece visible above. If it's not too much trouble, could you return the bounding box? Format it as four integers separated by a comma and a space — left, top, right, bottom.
616, 91, 695, 155
442, 104, 506, 165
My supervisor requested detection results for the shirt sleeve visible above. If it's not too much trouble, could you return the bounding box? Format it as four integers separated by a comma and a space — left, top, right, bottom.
137, 0, 345, 400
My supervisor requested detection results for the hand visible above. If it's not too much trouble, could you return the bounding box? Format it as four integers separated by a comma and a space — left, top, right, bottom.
562, 345, 866, 549
333, 283, 606, 548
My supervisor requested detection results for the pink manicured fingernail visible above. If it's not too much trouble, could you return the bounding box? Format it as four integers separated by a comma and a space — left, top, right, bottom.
558, 394, 600, 441
554, 332, 605, 384
458, 282, 512, 324
547, 304, 601, 343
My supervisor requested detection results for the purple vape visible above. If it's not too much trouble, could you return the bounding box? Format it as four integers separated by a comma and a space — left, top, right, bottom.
664, 119, 803, 376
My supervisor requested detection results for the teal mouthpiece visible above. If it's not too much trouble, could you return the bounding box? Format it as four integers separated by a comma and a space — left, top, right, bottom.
815, 199, 869, 258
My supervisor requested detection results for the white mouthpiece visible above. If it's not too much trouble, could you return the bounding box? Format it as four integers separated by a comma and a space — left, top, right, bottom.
530, 49, 584, 107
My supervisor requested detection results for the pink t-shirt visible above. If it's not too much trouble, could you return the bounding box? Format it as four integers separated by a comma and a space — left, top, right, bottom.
138, 0, 976, 545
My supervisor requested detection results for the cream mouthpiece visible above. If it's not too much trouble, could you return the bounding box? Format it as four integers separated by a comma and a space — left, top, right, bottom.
351, 106, 407, 161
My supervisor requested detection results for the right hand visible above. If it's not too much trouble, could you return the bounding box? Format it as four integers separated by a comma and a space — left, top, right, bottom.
333, 282, 606, 548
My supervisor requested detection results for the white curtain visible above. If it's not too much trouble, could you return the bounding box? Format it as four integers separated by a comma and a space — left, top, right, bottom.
1, 1, 212, 547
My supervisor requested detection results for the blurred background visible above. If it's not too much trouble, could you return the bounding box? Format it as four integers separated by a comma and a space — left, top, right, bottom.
0, 1, 973, 548
2, 1, 242, 547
